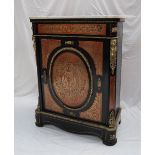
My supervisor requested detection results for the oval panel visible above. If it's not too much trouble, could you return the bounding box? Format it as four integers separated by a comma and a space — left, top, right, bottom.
51, 50, 90, 108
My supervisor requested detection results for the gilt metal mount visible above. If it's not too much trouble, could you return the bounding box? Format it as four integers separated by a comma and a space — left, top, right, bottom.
109, 110, 116, 128
110, 39, 117, 75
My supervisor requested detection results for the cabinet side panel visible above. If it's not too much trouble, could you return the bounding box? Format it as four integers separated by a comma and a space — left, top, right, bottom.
116, 22, 123, 110
109, 76, 116, 110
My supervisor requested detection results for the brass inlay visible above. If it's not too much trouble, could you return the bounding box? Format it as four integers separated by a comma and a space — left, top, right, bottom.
69, 112, 76, 117
112, 27, 117, 33
48, 47, 93, 111
52, 52, 89, 108
80, 93, 102, 122
38, 23, 106, 35
65, 41, 74, 45
110, 134, 116, 140
109, 110, 116, 128
110, 39, 117, 75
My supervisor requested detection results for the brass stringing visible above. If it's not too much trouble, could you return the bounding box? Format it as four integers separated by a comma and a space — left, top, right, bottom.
35, 108, 121, 131
109, 110, 116, 128
110, 39, 117, 75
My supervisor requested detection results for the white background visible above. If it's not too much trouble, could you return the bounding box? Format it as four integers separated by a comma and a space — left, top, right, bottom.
14, 0, 141, 155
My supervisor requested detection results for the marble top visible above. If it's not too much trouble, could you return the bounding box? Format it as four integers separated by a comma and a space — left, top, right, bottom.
29, 15, 125, 20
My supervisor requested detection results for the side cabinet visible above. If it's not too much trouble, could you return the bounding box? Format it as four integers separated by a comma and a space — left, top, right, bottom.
30, 17, 124, 146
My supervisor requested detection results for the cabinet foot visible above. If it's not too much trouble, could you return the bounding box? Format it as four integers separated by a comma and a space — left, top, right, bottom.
35, 121, 44, 127
35, 108, 121, 146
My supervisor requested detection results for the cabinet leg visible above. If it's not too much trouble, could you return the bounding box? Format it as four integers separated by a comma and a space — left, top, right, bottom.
35, 121, 44, 127
102, 130, 117, 146
35, 110, 44, 127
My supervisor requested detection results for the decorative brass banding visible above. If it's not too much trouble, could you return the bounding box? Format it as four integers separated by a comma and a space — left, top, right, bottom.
110, 39, 117, 75
35, 108, 122, 131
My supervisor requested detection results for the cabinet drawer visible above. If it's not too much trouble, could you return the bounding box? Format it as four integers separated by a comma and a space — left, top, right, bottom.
37, 23, 106, 36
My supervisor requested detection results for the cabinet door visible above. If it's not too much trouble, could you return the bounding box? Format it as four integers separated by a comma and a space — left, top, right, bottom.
40, 38, 105, 123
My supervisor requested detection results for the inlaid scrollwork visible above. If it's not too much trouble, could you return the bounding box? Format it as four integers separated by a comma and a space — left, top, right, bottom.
52, 52, 89, 108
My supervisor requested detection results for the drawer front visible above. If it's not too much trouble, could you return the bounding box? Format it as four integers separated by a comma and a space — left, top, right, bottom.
37, 23, 106, 36
40, 38, 104, 123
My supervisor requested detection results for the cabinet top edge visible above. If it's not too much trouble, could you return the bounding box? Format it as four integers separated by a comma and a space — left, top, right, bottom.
29, 15, 125, 22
